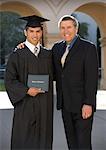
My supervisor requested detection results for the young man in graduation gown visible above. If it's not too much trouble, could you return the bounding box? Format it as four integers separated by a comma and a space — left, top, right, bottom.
5, 15, 53, 150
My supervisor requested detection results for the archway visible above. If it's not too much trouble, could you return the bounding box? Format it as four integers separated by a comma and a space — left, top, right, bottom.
0, 1, 41, 16
74, 2, 106, 89
0, 1, 49, 47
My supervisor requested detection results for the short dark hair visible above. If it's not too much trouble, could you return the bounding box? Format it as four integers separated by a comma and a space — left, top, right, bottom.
58, 15, 79, 29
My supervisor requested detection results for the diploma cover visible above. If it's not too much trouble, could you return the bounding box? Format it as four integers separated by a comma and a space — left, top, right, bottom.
27, 74, 49, 91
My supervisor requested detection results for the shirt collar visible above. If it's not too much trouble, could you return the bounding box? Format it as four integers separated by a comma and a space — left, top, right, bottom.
66, 35, 78, 49
25, 40, 40, 54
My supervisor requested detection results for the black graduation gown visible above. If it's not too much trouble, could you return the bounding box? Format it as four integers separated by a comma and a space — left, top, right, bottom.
5, 45, 53, 150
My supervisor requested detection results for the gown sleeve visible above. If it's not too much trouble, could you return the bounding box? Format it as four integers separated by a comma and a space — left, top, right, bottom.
5, 51, 29, 106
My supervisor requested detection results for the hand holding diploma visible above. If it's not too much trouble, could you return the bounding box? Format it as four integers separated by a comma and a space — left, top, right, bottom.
27, 87, 45, 97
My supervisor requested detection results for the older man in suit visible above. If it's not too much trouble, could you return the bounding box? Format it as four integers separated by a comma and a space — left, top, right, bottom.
52, 15, 98, 150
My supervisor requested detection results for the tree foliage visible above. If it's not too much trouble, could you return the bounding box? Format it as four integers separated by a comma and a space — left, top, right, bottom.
78, 22, 89, 39
0, 12, 26, 64
71, 13, 89, 39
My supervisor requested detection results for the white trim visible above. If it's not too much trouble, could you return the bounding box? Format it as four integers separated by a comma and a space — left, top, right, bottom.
0, 90, 106, 110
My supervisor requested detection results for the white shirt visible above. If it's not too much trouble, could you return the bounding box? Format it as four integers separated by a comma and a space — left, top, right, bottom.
24, 40, 40, 56
61, 45, 70, 67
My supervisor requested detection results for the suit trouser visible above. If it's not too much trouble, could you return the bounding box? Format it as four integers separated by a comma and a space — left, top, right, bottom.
62, 108, 94, 150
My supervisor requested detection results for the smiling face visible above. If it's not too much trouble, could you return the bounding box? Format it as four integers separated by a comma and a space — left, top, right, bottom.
59, 20, 78, 43
24, 27, 42, 45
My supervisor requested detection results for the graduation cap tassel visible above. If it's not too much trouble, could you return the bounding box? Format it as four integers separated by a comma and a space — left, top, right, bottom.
42, 28, 44, 47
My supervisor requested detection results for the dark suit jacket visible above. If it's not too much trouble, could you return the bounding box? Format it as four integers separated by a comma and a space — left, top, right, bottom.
52, 36, 98, 112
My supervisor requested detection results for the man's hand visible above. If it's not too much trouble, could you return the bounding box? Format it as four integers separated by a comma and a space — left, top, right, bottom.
17, 42, 25, 49
82, 104, 92, 119
27, 87, 45, 97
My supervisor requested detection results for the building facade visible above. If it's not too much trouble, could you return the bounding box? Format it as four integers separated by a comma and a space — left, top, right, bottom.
0, 0, 106, 89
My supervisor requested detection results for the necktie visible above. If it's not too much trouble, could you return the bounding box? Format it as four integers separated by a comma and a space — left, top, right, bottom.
34, 46, 39, 57
61, 45, 70, 67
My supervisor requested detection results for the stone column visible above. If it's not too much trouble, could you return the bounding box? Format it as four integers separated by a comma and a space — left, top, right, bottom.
100, 37, 106, 89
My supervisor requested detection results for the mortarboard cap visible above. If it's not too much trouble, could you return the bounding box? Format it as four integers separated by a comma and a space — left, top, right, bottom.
19, 15, 50, 28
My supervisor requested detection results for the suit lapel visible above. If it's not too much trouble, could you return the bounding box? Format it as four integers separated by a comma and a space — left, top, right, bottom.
57, 41, 66, 68
58, 41, 66, 57
64, 37, 80, 67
